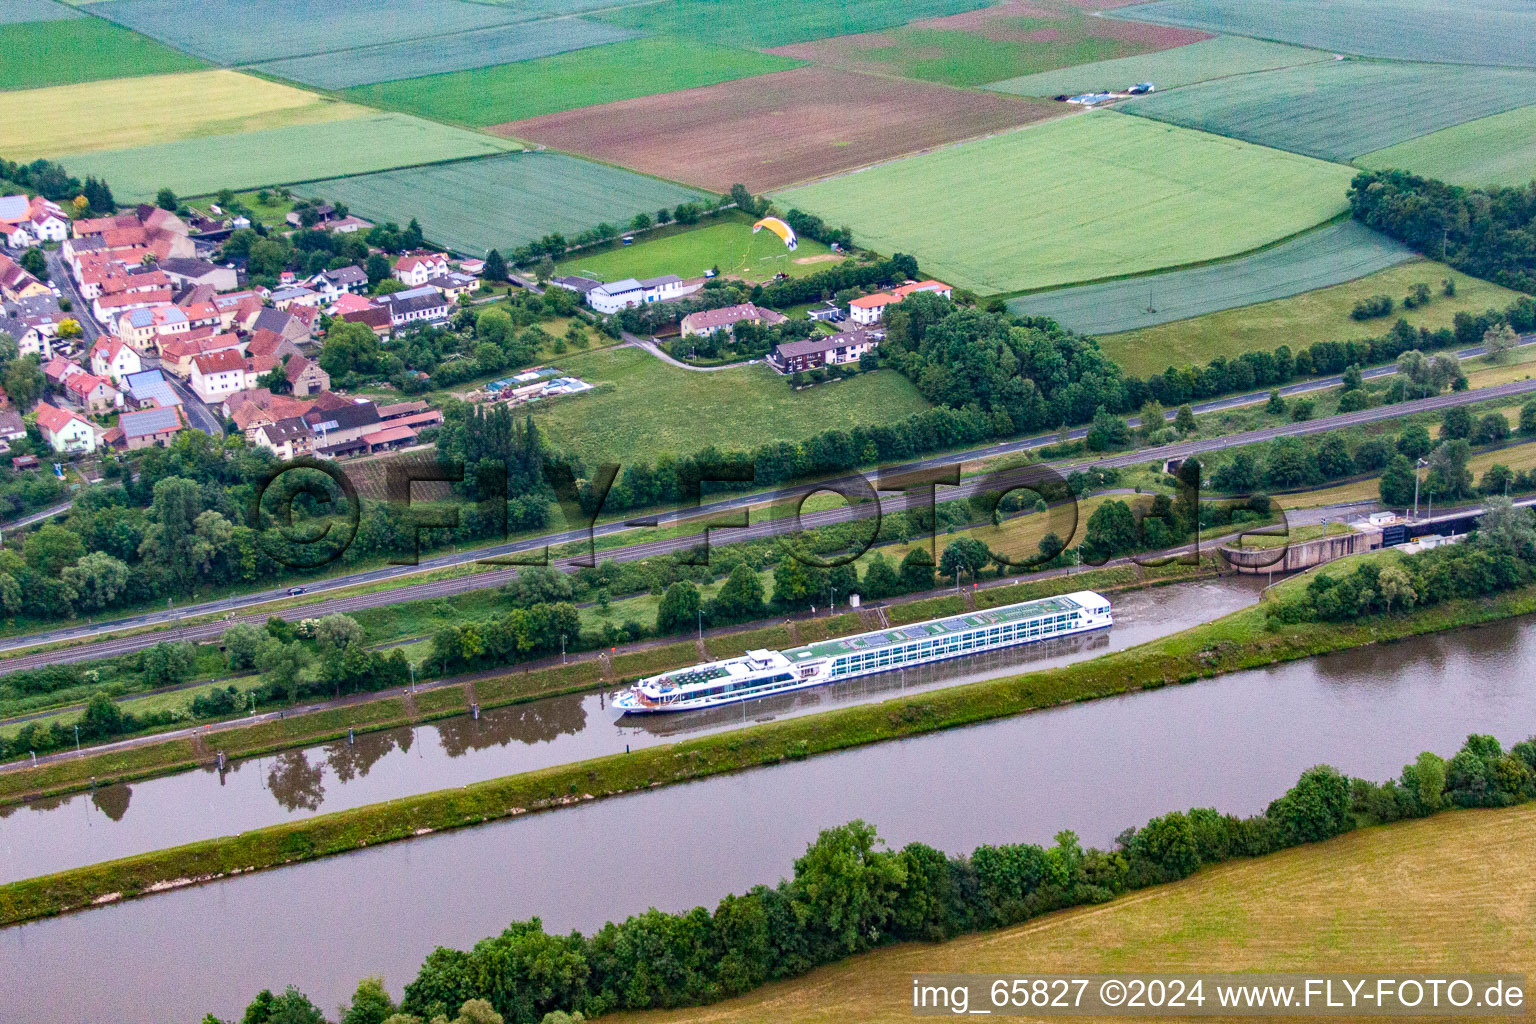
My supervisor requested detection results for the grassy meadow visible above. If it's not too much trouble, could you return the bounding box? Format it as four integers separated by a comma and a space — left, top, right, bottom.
1012, 220, 1412, 337
775, 110, 1355, 294
592, 0, 993, 49
554, 213, 842, 284
607, 804, 1536, 1024
303, 151, 707, 256
1357, 104, 1536, 188
522, 345, 931, 464
0, 70, 366, 160
346, 38, 803, 126
0, 16, 201, 90
987, 34, 1329, 97
1097, 262, 1523, 377
61, 112, 518, 201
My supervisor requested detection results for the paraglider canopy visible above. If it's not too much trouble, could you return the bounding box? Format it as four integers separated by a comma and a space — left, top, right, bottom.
752, 216, 798, 251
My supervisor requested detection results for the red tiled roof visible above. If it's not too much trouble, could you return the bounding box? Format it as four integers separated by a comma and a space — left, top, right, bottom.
34, 402, 82, 434
193, 349, 247, 374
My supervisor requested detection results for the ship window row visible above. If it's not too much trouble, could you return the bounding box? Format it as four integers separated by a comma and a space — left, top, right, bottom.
685, 671, 796, 700
830, 614, 1087, 674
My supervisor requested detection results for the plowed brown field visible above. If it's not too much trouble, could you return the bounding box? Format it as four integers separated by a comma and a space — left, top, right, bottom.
492, 66, 1059, 192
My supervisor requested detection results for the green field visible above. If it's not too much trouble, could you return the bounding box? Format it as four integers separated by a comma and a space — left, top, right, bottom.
610, 804, 1536, 1024
775, 110, 1355, 295
1118, 0, 1536, 67
249, 17, 639, 90
772, 3, 1206, 88
0, 0, 79, 22
1357, 104, 1536, 187
60, 113, 517, 201
987, 34, 1329, 97
301, 151, 707, 256
345, 37, 803, 126
0, 16, 201, 90
524, 346, 931, 464
593, 0, 992, 48
1011, 220, 1413, 336
1124, 59, 1536, 163
1097, 260, 1523, 376
554, 213, 841, 284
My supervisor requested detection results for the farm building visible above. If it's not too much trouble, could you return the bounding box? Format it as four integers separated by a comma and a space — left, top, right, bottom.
587, 275, 689, 315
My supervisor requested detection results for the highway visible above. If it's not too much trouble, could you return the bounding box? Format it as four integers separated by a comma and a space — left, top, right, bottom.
2, 374, 1535, 674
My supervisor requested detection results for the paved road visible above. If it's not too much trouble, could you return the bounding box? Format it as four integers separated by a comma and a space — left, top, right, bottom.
43, 249, 100, 343
4, 373, 1536, 674
0, 499, 73, 533
622, 332, 755, 372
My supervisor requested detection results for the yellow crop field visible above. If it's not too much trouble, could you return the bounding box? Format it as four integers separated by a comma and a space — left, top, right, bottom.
0, 69, 370, 160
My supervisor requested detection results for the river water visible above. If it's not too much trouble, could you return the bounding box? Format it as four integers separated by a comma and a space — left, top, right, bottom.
0, 578, 1263, 884
4, 590, 1536, 1024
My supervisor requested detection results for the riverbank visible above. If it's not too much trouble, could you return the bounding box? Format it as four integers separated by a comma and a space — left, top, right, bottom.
0, 561, 1215, 806
2, 548, 1533, 927
607, 802, 1536, 1024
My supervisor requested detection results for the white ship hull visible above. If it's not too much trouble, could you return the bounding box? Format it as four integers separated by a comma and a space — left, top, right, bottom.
613, 591, 1112, 715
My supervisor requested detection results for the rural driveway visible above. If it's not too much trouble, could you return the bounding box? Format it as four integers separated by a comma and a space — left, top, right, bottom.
622, 332, 756, 372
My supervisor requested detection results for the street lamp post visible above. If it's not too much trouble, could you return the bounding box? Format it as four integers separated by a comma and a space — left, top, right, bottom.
697, 608, 702, 640
561, 633, 567, 665
1414, 458, 1428, 519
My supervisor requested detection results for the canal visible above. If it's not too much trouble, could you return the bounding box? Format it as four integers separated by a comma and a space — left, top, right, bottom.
0, 578, 1263, 883
3, 594, 1534, 1023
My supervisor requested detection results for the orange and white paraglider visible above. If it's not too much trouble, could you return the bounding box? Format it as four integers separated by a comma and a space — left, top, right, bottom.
751, 216, 797, 251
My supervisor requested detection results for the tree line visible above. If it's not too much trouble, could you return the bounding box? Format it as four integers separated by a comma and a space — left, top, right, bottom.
217, 730, 1536, 1024
1349, 169, 1536, 293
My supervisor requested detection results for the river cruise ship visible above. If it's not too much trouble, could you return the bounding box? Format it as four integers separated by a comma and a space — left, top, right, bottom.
612, 590, 1112, 714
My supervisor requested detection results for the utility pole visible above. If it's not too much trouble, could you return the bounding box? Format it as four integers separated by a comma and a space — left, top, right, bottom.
1414, 457, 1428, 519
697, 608, 702, 640
561, 633, 567, 664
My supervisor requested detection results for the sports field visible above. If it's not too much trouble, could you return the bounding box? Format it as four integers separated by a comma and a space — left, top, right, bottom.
91, 0, 526, 64
554, 214, 842, 284
501, 66, 1059, 193
1011, 221, 1413, 336
1124, 59, 1536, 163
523, 346, 931, 465
250, 18, 639, 89
1357, 104, 1536, 188
775, 110, 1356, 295
608, 804, 1536, 1024
344, 38, 803, 126
592, 0, 993, 48
0, 16, 201, 90
1097, 260, 1523, 376
987, 34, 1329, 97
767, 0, 1207, 88
62, 113, 517, 201
1118, 0, 1536, 67
0, 70, 366, 160
300, 152, 708, 256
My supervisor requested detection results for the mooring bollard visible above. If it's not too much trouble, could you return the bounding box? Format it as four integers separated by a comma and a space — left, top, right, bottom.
348, 727, 355, 744
216, 751, 226, 771
471, 702, 480, 720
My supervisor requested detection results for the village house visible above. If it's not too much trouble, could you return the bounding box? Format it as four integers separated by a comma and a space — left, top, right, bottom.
393, 253, 451, 287
679, 302, 787, 339
63, 370, 122, 413
159, 331, 245, 379
0, 194, 69, 248
112, 404, 183, 450
847, 280, 953, 326
304, 399, 381, 451
0, 410, 26, 450
89, 335, 144, 384
324, 215, 372, 235
116, 304, 189, 354
341, 304, 392, 337
1, 294, 65, 359
426, 272, 478, 303
457, 258, 485, 276
0, 254, 50, 303
34, 402, 97, 453
310, 266, 368, 302
246, 306, 313, 346
190, 348, 251, 403
246, 327, 303, 363
225, 388, 314, 440
769, 329, 883, 373
253, 417, 314, 460
156, 257, 238, 292
586, 275, 690, 315
377, 286, 450, 327
122, 369, 183, 411
282, 353, 330, 396
95, 288, 173, 331
270, 285, 322, 311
